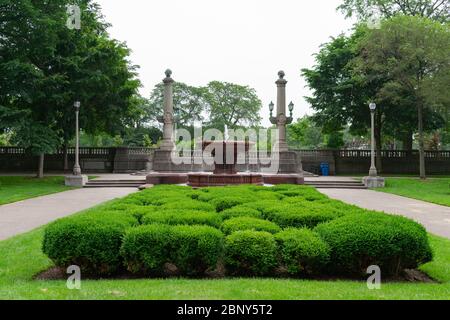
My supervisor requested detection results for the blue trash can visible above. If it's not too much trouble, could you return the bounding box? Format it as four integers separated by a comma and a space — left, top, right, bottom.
320, 163, 330, 176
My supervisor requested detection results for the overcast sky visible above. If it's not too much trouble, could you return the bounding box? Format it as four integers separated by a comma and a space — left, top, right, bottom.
95, 0, 356, 127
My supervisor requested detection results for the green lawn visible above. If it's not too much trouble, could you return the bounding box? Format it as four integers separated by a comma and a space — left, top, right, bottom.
377, 178, 450, 207
0, 176, 74, 205
0, 226, 448, 300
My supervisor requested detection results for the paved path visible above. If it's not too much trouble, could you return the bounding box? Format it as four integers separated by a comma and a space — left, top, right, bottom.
320, 189, 450, 239
0, 188, 137, 241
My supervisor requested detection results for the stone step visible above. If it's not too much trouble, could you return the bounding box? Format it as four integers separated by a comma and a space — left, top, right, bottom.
85, 184, 142, 188
88, 180, 146, 184
310, 185, 367, 189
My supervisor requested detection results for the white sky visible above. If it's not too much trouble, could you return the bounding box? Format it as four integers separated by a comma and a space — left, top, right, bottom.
95, 0, 356, 127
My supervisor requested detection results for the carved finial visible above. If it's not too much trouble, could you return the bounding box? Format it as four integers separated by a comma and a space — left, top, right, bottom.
165, 69, 172, 78
278, 70, 285, 79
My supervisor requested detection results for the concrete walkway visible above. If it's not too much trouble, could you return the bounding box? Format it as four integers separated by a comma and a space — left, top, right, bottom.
0, 188, 137, 241
320, 189, 450, 239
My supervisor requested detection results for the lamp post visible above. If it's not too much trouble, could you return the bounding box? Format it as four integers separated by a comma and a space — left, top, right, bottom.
73, 101, 81, 176
65, 101, 87, 187
369, 102, 377, 177
362, 102, 385, 188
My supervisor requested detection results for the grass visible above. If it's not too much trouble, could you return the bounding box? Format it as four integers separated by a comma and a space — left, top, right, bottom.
0, 176, 75, 205
0, 227, 448, 300
376, 177, 450, 207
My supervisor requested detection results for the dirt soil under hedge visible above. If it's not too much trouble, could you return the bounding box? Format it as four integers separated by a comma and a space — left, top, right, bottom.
34, 266, 437, 283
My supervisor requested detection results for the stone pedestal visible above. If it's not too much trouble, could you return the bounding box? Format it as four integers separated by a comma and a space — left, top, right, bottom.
65, 175, 88, 187
363, 176, 385, 188
152, 150, 193, 172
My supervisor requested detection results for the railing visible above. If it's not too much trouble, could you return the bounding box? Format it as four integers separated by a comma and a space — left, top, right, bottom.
292, 149, 450, 159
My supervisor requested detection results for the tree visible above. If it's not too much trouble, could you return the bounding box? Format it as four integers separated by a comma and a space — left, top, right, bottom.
287, 116, 325, 149
302, 27, 388, 169
302, 24, 446, 172
338, 0, 450, 22
0, 0, 140, 176
356, 16, 450, 178
203, 81, 262, 131
148, 82, 208, 129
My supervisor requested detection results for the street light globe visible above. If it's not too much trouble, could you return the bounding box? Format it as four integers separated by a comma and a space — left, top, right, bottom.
288, 101, 294, 112
369, 102, 376, 111
74, 101, 81, 110
269, 101, 274, 112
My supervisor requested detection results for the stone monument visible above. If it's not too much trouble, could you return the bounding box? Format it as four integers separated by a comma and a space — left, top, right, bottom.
152, 70, 192, 173
269, 71, 304, 177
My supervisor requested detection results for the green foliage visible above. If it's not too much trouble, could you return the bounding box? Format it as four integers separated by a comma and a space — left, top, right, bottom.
315, 212, 433, 276
148, 82, 208, 128
224, 231, 278, 276
338, 0, 449, 22
41, 185, 436, 279
0, 0, 140, 175
222, 217, 281, 235
220, 206, 263, 220
204, 81, 262, 130
168, 225, 224, 276
121, 224, 224, 276
42, 212, 137, 275
266, 207, 344, 229
211, 197, 246, 212
142, 210, 222, 228
287, 116, 325, 149
275, 229, 330, 275
120, 224, 172, 275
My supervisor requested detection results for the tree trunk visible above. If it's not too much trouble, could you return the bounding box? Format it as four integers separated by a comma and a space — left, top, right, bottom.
375, 112, 382, 173
63, 143, 69, 172
418, 103, 426, 179
37, 153, 44, 179
402, 131, 413, 152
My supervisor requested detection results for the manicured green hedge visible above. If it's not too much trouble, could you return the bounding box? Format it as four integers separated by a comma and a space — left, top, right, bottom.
222, 217, 281, 235
220, 206, 263, 220
121, 224, 224, 276
141, 210, 222, 228
211, 197, 246, 212
275, 229, 330, 275
120, 224, 171, 275
42, 185, 434, 279
224, 230, 278, 276
160, 199, 215, 212
314, 212, 433, 276
43, 212, 138, 275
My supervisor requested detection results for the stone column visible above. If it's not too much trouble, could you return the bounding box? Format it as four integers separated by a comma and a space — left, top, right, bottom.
275, 71, 289, 152
159, 69, 175, 151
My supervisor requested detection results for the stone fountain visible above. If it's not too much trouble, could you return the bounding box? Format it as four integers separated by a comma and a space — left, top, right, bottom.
187, 140, 263, 187
146, 70, 304, 187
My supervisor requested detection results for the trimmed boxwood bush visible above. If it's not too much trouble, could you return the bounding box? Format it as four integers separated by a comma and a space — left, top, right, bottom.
120, 224, 171, 274
269, 210, 343, 229
141, 210, 222, 228
169, 225, 224, 276
211, 197, 246, 212
160, 199, 215, 212
121, 224, 224, 276
224, 231, 277, 276
275, 229, 330, 275
222, 217, 281, 235
220, 206, 262, 220
43, 212, 138, 275
314, 212, 433, 276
